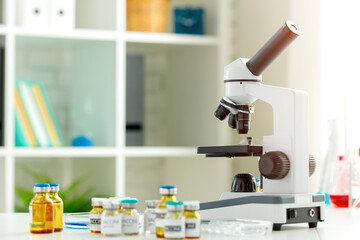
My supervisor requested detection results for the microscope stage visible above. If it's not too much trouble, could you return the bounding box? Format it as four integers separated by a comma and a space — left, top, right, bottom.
197, 144, 263, 158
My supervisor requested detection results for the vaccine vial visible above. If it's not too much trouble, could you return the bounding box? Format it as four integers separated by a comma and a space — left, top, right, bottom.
90, 198, 106, 233
101, 200, 122, 236
164, 201, 185, 239
121, 198, 140, 235
144, 200, 159, 234
48, 184, 63, 232
184, 201, 201, 239
29, 183, 54, 233
255, 179, 261, 192
156, 185, 177, 238
109, 196, 130, 213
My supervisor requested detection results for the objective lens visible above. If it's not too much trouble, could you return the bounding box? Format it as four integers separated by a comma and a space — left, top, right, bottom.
236, 112, 250, 134
228, 114, 236, 129
214, 104, 230, 120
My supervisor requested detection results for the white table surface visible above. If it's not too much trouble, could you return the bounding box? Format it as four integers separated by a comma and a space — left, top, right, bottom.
0, 208, 358, 240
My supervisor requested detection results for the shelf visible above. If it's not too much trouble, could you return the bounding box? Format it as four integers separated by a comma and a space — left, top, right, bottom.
126, 45, 221, 147
0, 25, 8, 35
0, 148, 6, 157
1, 0, 229, 213
16, 38, 116, 147
125, 32, 218, 46
12, 147, 199, 158
14, 28, 117, 41
11, 147, 201, 158
13, 147, 117, 158
125, 147, 197, 157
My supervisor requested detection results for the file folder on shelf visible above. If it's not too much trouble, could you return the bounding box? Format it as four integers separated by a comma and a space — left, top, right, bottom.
31, 80, 64, 146
15, 79, 64, 147
15, 88, 37, 147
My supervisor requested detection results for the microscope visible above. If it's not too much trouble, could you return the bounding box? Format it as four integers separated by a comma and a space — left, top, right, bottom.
198, 21, 325, 230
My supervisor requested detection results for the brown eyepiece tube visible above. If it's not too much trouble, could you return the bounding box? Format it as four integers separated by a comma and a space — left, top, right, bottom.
246, 20, 301, 76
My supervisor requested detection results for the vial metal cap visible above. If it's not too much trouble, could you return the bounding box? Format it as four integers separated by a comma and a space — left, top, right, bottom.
121, 198, 138, 209
49, 183, 60, 192
109, 197, 125, 206
91, 198, 107, 207
184, 201, 200, 211
33, 184, 50, 193
103, 199, 120, 210
110, 196, 131, 203
159, 185, 177, 195
166, 201, 184, 212
145, 200, 159, 208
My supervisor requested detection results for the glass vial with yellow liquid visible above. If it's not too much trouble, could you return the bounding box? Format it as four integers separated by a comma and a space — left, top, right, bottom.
184, 201, 201, 239
164, 201, 185, 239
144, 200, 159, 234
90, 198, 106, 233
156, 185, 178, 238
109, 196, 130, 213
29, 184, 54, 233
121, 198, 140, 235
48, 184, 63, 232
255, 179, 261, 192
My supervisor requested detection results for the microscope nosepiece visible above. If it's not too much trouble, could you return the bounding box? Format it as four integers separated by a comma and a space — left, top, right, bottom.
214, 99, 253, 134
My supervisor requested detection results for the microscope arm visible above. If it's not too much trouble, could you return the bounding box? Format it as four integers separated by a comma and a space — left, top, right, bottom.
245, 83, 308, 137
245, 83, 309, 194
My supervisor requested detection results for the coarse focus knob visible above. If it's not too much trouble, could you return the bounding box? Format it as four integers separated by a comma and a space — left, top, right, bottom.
259, 151, 290, 179
309, 154, 316, 177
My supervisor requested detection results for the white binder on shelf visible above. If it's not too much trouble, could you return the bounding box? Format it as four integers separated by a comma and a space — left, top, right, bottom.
17, 0, 50, 29
49, 0, 75, 30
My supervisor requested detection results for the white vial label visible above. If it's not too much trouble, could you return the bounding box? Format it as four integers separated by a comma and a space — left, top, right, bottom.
90, 214, 102, 232
29, 206, 32, 223
122, 215, 139, 234
185, 218, 200, 238
164, 219, 185, 239
155, 208, 167, 229
101, 215, 122, 235
145, 212, 156, 233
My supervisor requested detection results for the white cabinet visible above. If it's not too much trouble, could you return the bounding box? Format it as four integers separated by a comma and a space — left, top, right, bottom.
49, 0, 75, 30
0, 0, 232, 212
17, 0, 50, 29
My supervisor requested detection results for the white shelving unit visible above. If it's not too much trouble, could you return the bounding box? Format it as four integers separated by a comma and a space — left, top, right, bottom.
0, 0, 232, 212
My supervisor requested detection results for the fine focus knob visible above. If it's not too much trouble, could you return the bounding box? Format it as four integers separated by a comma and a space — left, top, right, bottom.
309, 154, 316, 177
231, 173, 257, 192
259, 151, 290, 179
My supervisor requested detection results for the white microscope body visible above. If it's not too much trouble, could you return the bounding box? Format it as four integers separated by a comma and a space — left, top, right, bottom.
198, 21, 325, 230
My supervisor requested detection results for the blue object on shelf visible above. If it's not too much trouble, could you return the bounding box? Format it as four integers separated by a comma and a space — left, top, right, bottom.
174, 8, 204, 35
71, 135, 94, 147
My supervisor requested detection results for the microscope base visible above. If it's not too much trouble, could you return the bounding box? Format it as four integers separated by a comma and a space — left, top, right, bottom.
200, 192, 325, 231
